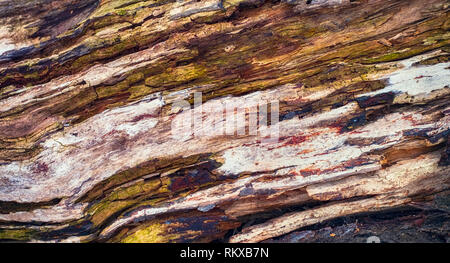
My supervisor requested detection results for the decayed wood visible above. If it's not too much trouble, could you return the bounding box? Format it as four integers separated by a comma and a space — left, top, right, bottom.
0, 0, 449, 242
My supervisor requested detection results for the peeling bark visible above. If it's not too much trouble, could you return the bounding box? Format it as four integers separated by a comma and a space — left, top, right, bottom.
0, 0, 449, 243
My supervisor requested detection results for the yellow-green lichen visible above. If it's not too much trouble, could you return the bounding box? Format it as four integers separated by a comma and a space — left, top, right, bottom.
361, 42, 449, 64
121, 222, 181, 243
0, 228, 37, 241
145, 63, 208, 88
89, 200, 137, 227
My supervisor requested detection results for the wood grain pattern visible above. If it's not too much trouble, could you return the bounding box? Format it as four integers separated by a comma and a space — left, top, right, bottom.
0, 0, 449, 242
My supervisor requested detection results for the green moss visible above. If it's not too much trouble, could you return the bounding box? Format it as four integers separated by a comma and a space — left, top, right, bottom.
222, 0, 260, 9
145, 63, 208, 88
96, 71, 145, 98
189, 10, 227, 24
127, 84, 153, 100
275, 22, 322, 39
92, 0, 150, 18
109, 179, 162, 201
83, 154, 221, 228
22, 70, 42, 80
69, 34, 142, 71
116, 9, 128, 16
89, 200, 137, 227
0, 228, 36, 241
91, 15, 126, 30
121, 223, 181, 243
362, 42, 449, 64
423, 32, 450, 45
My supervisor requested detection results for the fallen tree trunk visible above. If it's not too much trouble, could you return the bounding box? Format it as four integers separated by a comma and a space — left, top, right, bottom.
0, 0, 449, 242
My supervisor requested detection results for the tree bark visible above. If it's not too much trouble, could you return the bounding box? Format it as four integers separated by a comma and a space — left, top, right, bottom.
0, 0, 449, 242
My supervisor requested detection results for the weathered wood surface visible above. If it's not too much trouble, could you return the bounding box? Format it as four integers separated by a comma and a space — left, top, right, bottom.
0, 0, 449, 242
